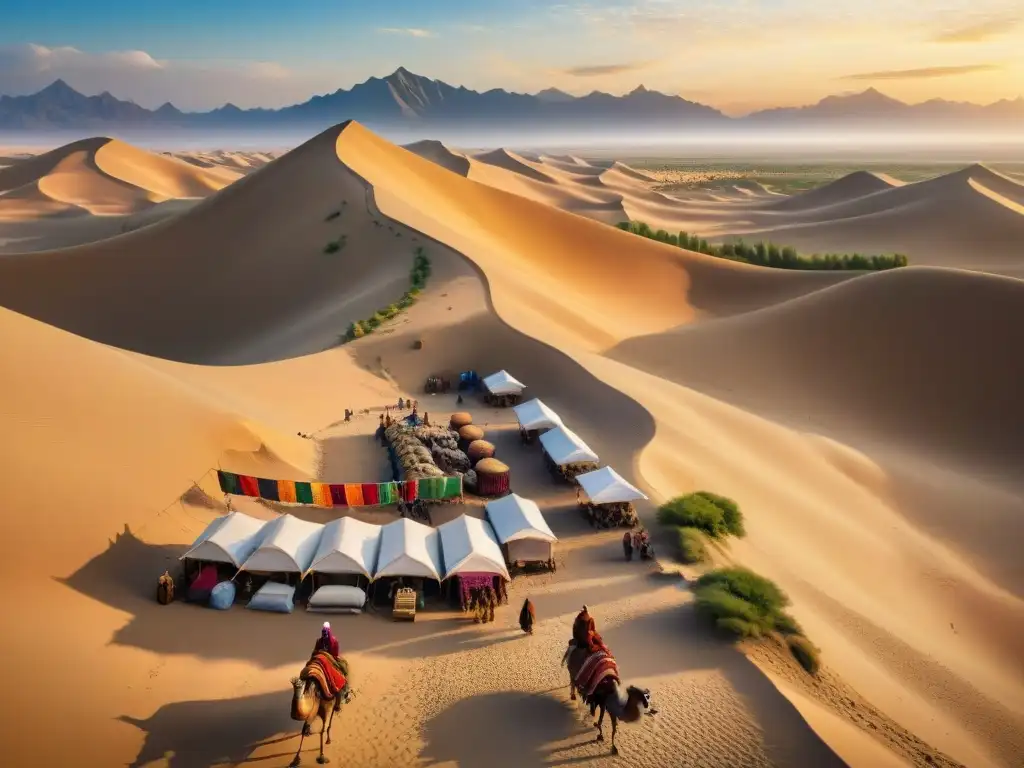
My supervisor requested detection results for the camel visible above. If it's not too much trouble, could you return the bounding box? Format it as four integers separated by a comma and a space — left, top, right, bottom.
289, 670, 351, 766
562, 642, 654, 755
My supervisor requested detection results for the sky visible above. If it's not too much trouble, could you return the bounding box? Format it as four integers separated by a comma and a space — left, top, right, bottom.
0, 0, 1022, 115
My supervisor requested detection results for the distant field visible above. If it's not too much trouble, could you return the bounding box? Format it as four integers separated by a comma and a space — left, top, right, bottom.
609, 160, 1024, 195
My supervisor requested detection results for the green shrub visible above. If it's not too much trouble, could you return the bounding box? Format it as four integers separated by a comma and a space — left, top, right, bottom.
786, 634, 821, 675
676, 527, 707, 564
618, 221, 906, 271
693, 567, 805, 643
695, 491, 745, 537
324, 240, 340, 254
324, 210, 341, 222
346, 321, 365, 339
696, 567, 788, 615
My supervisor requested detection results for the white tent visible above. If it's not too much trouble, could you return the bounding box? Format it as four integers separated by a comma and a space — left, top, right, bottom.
306, 517, 382, 579
374, 517, 443, 581
238, 514, 324, 574
437, 515, 510, 580
485, 493, 557, 563
181, 511, 267, 567
482, 369, 526, 395
539, 425, 599, 465
513, 398, 563, 432
576, 466, 648, 504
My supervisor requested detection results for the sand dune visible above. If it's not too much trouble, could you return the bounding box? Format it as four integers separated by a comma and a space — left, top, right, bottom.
763, 171, 903, 212
402, 139, 471, 176
1, 121, 1022, 768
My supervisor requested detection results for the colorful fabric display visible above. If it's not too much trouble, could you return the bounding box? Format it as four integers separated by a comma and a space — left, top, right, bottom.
329, 484, 348, 506
345, 483, 364, 506
378, 481, 398, 505
239, 475, 260, 497
311, 482, 333, 507
217, 470, 240, 495
443, 476, 462, 499
361, 483, 380, 506
402, 479, 418, 503
257, 477, 280, 501
277, 479, 297, 503
295, 481, 314, 505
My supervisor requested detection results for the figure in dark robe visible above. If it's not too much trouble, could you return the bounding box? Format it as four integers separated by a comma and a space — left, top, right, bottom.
573, 605, 597, 648
313, 621, 340, 659
519, 598, 535, 634
622, 531, 633, 561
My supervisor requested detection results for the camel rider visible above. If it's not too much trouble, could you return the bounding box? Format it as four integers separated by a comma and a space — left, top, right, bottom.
572, 605, 597, 648
313, 621, 340, 659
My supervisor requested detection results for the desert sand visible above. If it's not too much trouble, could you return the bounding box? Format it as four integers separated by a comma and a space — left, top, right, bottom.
0, 122, 1021, 768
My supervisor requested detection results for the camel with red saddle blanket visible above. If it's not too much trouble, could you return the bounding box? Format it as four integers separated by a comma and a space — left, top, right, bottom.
289, 624, 352, 766
561, 606, 655, 756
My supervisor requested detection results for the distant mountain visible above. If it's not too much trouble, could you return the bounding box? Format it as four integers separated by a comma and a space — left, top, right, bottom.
0, 71, 1021, 134
746, 87, 1024, 127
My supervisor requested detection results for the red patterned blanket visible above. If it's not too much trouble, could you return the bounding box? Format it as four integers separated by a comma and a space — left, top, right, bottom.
575, 651, 619, 698
301, 652, 347, 700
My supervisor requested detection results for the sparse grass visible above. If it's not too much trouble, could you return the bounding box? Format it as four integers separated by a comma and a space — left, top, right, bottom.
694, 566, 818, 674
657, 492, 745, 539
618, 221, 907, 270
676, 526, 707, 564
324, 235, 346, 254
341, 246, 432, 343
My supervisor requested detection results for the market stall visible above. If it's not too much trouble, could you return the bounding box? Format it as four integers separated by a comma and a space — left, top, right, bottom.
481, 370, 526, 407
484, 493, 557, 571
375, 518, 443, 619
512, 398, 563, 444
575, 466, 646, 528
539, 425, 599, 481
437, 515, 510, 610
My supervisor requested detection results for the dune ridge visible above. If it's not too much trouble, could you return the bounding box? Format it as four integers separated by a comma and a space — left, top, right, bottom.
0, 122, 1021, 768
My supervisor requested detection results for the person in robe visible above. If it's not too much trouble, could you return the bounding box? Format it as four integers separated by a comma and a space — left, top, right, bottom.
313, 621, 340, 658
572, 605, 597, 648
519, 598, 535, 634
622, 530, 633, 561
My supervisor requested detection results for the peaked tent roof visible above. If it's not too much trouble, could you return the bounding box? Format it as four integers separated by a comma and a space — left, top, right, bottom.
437, 514, 510, 580
512, 398, 563, 431
539, 425, 599, 465
576, 466, 648, 504
180, 511, 267, 567
238, 514, 324, 573
482, 369, 526, 395
307, 517, 383, 578
375, 517, 443, 581
485, 493, 557, 544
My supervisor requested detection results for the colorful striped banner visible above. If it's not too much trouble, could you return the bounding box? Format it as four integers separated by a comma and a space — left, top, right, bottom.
216, 470, 461, 507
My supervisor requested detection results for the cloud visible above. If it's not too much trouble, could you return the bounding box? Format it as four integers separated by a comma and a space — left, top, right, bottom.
376, 27, 434, 38
561, 61, 653, 77
0, 43, 343, 110
840, 64, 1002, 81
930, 15, 1020, 43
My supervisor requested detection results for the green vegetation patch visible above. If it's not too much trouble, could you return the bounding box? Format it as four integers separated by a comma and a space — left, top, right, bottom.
617, 221, 907, 271
343, 246, 431, 342
676, 527, 708, 564
657, 491, 745, 539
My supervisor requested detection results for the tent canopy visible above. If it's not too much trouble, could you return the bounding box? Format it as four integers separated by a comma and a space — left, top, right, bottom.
539, 425, 599, 465
181, 511, 267, 567
307, 517, 382, 578
239, 514, 324, 574
576, 466, 648, 505
375, 517, 442, 581
513, 398, 563, 432
485, 494, 557, 544
482, 370, 526, 395
437, 514, 509, 580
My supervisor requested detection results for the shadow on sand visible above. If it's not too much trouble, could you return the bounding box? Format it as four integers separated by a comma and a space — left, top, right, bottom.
420, 691, 586, 768
600, 604, 846, 768
119, 690, 297, 768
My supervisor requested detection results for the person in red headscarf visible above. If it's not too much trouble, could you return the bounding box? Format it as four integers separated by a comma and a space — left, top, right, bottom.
313, 621, 340, 659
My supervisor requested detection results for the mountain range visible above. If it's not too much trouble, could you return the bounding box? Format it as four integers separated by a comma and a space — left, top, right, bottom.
1, 67, 1021, 133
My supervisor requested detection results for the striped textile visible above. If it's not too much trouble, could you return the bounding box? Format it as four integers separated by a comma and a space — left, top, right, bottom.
278, 480, 298, 503
442, 476, 462, 499
361, 483, 380, 505
402, 479, 418, 503
311, 482, 333, 507
378, 481, 398, 505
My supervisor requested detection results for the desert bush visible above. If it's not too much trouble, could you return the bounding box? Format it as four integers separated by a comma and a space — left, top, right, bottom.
786, 634, 821, 675
324, 209, 341, 222
618, 221, 906, 271
340, 250, 431, 344
676, 527, 707, 564
693, 567, 804, 637
324, 240, 340, 254
346, 321, 365, 340
657, 492, 744, 539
